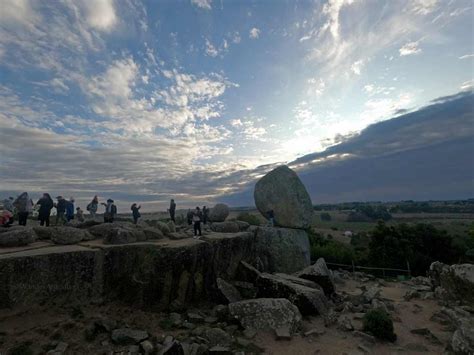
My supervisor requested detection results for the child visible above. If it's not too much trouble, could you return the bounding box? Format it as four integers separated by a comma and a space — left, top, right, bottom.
76, 207, 85, 222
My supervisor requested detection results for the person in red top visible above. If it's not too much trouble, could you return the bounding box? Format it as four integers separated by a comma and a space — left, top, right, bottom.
0, 209, 13, 227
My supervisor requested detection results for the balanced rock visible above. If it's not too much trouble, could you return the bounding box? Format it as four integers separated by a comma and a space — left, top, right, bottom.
209, 204, 230, 222
295, 258, 336, 296
229, 298, 302, 333
253, 226, 310, 273
256, 273, 328, 315
254, 165, 313, 229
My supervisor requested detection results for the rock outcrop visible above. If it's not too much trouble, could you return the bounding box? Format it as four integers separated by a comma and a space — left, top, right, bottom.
253, 226, 310, 273
0, 228, 36, 247
209, 204, 230, 222
429, 261, 474, 306
229, 298, 302, 333
254, 165, 313, 229
295, 258, 336, 296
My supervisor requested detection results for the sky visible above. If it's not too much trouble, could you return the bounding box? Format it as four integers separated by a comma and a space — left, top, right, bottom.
0, 0, 473, 210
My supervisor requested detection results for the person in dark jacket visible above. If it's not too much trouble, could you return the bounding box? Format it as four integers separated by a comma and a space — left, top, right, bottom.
102, 199, 117, 223
192, 207, 203, 238
13, 192, 33, 226
66, 197, 75, 222
36, 193, 54, 226
169, 199, 176, 222
131, 203, 141, 224
55, 196, 67, 225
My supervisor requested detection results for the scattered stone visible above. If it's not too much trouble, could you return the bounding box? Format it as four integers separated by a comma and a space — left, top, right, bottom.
243, 329, 257, 339
337, 315, 354, 331
111, 328, 148, 345
256, 273, 328, 315
208, 204, 230, 222
275, 326, 292, 340
187, 312, 204, 323
208, 345, 232, 354
140, 340, 154, 354
216, 278, 242, 304
254, 165, 313, 228
128, 345, 140, 354
294, 258, 335, 295
158, 340, 184, 355
204, 316, 218, 324
429, 261, 474, 306
233, 281, 258, 299
363, 286, 381, 303
304, 328, 326, 337
352, 331, 375, 343
357, 344, 370, 353
404, 290, 420, 301
55, 342, 68, 352
211, 305, 229, 321
274, 273, 322, 290
229, 298, 302, 333
371, 299, 389, 314
204, 328, 232, 347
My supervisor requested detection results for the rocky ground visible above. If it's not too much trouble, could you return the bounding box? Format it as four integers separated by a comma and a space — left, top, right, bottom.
1, 267, 471, 355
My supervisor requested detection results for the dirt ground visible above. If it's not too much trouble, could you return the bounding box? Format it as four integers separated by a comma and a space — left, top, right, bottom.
0, 275, 453, 355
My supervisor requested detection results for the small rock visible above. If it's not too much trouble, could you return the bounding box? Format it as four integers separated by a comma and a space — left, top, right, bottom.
357, 344, 370, 353
55, 342, 68, 352
352, 331, 375, 344
236, 337, 251, 347
204, 328, 232, 347
140, 340, 154, 354
404, 343, 429, 352
410, 328, 442, 345
159, 340, 184, 355
111, 328, 148, 345
128, 345, 140, 354
208, 345, 232, 354
337, 315, 354, 331
275, 326, 292, 340
243, 329, 257, 339
304, 328, 326, 337
204, 316, 218, 324
404, 290, 420, 301
187, 312, 204, 323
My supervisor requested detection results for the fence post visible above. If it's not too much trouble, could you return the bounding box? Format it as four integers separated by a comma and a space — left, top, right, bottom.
406, 260, 411, 278
382, 268, 385, 278
352, 260, 355, 274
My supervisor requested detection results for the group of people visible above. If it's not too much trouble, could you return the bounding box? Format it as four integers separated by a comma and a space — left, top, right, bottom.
0, 193, 118, 227
2, 194, 214, 238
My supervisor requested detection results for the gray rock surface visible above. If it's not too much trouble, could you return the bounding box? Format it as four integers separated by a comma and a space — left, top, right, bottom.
229, 298, 302, 333
0, 228, 36, 247
256, 273, 328, 315
254, 165, 313, 228
210, 221, 249, 233
216, 278, 242, 304
253, 226, 310, 273
209, 204, 230, 222
50, 227, 94, 245
294, 258, 335, 295
111, 328, 149, 344
429, 262, 474, 306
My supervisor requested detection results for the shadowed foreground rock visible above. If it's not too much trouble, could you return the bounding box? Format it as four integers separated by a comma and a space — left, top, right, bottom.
429, 261, 474, 307
254, 165, 313, 228
228, 298, 302, 333
295, 257, 336, 296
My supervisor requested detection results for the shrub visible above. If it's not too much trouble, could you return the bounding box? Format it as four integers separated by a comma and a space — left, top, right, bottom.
320, 212, 332, 221
236, 212, 261, 226
363, 309, 396, 342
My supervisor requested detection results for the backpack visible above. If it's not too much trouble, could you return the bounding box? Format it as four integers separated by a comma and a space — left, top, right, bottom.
111, 205, 117, 215
86, 203, 91, 211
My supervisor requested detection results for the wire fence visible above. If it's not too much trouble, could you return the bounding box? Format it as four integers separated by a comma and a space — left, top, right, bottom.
325, 260, 411, 279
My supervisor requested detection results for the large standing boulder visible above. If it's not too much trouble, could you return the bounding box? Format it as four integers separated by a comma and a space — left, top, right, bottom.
209, 204, 230, 222
429, 262, 474, 306
256, 273, 328, 315
253, 227, 310, 273
0, 228, 36, 247
254, 165, 313, 229
229, 298, 302, 333
294, 258, 336, 296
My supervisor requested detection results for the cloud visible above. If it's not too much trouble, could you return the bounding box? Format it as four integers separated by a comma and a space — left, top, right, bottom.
350, 60, 364, 75
399, 41, 422, 56
81, 0, 117, 31
205, 39, 219, 57
249, 27, 261, 39
409, 0, 438, 15
459, 54, 474, 59
191, 0, 212, 10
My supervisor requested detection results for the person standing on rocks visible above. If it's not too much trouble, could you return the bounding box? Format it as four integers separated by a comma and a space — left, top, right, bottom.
87, 195, 99, 218
76, 207, 85, 222
169, 199, 176, 222
193, 206, 203, 238
55, 196, 67, 225
131, 203, 141, 224
66, 197, 75, 222
186, 209, 193, 225
13, 192, 33, 226
102, 199, 117, 223
36, 193, 54, 226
